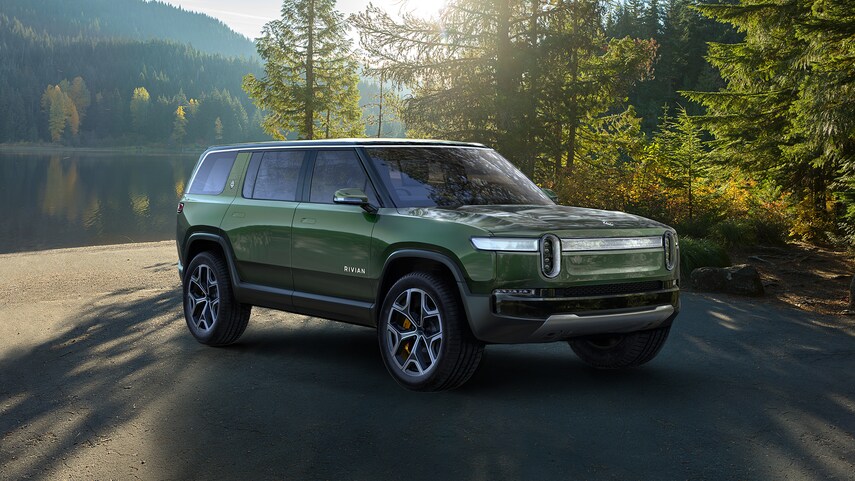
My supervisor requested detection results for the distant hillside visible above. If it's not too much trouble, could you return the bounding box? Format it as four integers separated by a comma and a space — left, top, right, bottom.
0, 11, 267, 145
1, 0, 258, 59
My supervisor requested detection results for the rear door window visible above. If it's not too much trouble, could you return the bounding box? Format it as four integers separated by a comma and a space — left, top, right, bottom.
188, 151, 238, 195
243, 150, 307, 201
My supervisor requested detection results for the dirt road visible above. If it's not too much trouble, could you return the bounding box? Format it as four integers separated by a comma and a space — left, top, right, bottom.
1, 241, 853, 480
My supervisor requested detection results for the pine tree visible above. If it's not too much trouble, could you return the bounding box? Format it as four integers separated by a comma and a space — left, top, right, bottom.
352, 0, 655, 180
642, 0, 662, 39
652, 107, 709, 221
214, 117, 223, 141
538, 2, 655, 183
66, 77, 91, 123
243, 0, 363, 140
684, 0, 854, 240
172, 105, 187, 144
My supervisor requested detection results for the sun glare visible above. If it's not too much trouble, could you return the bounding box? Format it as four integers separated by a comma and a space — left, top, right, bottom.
380, 0, 449, 18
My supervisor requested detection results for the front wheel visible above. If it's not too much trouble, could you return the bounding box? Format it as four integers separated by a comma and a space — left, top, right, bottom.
569, 326, 671, 369
378, 272, 484, 391
183, 251, 251, 346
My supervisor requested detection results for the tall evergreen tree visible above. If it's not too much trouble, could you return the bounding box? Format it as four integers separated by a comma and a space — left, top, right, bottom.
172, 105, 187, 144
243, 0, 363, 140
352, 0, 655, 180
538, 1, 655, 182
684, 0, 855, 240
651, 107, 709, 221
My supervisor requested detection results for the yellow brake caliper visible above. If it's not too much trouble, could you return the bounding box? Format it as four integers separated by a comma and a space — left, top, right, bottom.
401, 316, 413, 356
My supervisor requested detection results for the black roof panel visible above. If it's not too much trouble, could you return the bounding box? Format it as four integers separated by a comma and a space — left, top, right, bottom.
205, 138, 488, 153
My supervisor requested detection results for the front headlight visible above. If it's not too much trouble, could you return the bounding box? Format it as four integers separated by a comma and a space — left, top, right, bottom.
470, 237, 539, 252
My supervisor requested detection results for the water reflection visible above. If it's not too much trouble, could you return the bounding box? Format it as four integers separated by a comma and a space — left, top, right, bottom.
0, 151, 197, 253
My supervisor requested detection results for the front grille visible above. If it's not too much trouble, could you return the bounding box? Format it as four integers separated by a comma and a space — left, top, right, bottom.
537, 281, 665, 298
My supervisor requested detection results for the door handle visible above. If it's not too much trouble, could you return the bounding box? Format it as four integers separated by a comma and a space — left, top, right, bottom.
301, 217, 316, 224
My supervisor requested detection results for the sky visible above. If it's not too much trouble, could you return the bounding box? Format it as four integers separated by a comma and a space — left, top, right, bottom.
159, 0, 447, 40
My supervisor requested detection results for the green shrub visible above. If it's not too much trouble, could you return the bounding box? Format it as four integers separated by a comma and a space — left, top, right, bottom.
709, 218, 788, 248
709, 220, 756, 247
678, 237, 730, 279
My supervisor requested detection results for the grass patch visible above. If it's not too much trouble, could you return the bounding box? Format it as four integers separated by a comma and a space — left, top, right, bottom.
679, 237, 731, 279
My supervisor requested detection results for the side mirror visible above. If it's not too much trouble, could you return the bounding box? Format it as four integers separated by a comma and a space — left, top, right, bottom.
334, 188, 377, 214
541, 187, 558, 203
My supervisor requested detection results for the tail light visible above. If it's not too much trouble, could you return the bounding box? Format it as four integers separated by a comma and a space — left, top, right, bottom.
177, 202, 184, 214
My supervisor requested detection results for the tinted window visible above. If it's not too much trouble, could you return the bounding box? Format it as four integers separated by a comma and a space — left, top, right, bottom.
188, 151, 237, 195
366, 147, 552, 207
242, 152, 262, 198
244, 150, 306, 201
309, 150, 377, 204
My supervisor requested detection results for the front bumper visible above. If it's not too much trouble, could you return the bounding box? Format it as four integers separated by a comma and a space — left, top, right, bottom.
461, 283, 680, 343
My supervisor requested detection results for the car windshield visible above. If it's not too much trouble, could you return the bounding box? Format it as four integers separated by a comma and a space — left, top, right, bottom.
365, 147, 553, 208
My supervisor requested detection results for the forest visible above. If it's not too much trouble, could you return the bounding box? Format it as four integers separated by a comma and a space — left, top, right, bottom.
1, 0, 258, 58
244, 0, 852, 249
0, 0, 852, 248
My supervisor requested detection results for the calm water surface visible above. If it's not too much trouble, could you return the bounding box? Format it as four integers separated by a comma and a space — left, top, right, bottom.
0, 150, 198, 254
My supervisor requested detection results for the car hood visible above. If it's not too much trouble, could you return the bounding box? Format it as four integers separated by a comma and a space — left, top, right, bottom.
400, 205, 669, 235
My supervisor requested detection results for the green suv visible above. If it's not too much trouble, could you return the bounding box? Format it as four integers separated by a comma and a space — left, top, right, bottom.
176, 139, 679, 391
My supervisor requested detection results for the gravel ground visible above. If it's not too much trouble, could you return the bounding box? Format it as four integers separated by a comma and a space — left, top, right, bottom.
1, 241, 854, 480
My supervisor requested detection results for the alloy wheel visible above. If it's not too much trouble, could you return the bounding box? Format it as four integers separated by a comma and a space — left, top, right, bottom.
385, 288, 444, 377
187, 264, 220, 333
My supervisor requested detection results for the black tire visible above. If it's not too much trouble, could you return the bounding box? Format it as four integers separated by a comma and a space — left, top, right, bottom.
378, 272, 484, 391
569, 326, 671, 369
183, 251, 251, 346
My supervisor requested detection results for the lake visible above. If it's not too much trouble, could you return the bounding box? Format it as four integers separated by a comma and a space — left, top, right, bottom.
0, 150, 199, 254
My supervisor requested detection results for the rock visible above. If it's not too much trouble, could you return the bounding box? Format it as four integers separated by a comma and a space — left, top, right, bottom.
748, 255, 773, 264
690, 267, 727, 292
725, 264, 765, 297
690, 264, 765, 297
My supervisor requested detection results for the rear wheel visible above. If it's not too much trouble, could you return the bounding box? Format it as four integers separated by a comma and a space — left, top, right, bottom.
569, 326, 671, 369
183, 251, 251, 346
378, 272, 484, 391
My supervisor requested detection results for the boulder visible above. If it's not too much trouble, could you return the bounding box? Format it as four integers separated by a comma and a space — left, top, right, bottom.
690, 267, 727, 292
725, 264, 765, 297
690, 264, 764, 297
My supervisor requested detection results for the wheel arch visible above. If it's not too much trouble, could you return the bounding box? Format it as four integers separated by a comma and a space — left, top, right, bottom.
182, 230, 240, 290
375, 250, 471, 324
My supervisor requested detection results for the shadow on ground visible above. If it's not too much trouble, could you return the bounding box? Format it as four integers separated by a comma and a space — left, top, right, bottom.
1, 292, 853, 479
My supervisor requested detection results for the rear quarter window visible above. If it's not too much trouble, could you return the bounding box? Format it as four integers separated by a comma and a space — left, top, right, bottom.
187, 151, 238, 195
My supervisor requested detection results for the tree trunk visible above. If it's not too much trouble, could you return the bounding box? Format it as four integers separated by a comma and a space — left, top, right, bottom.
304, 0, 315, 139
849, 274, 855, 309
325, 110, 330, 139
495, 0, 515, 159
522, 0, 540, 179
564, 11, 580, 178
688, 159, 693, 221
377, 71, 384, 138
554, 123, 563, 181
